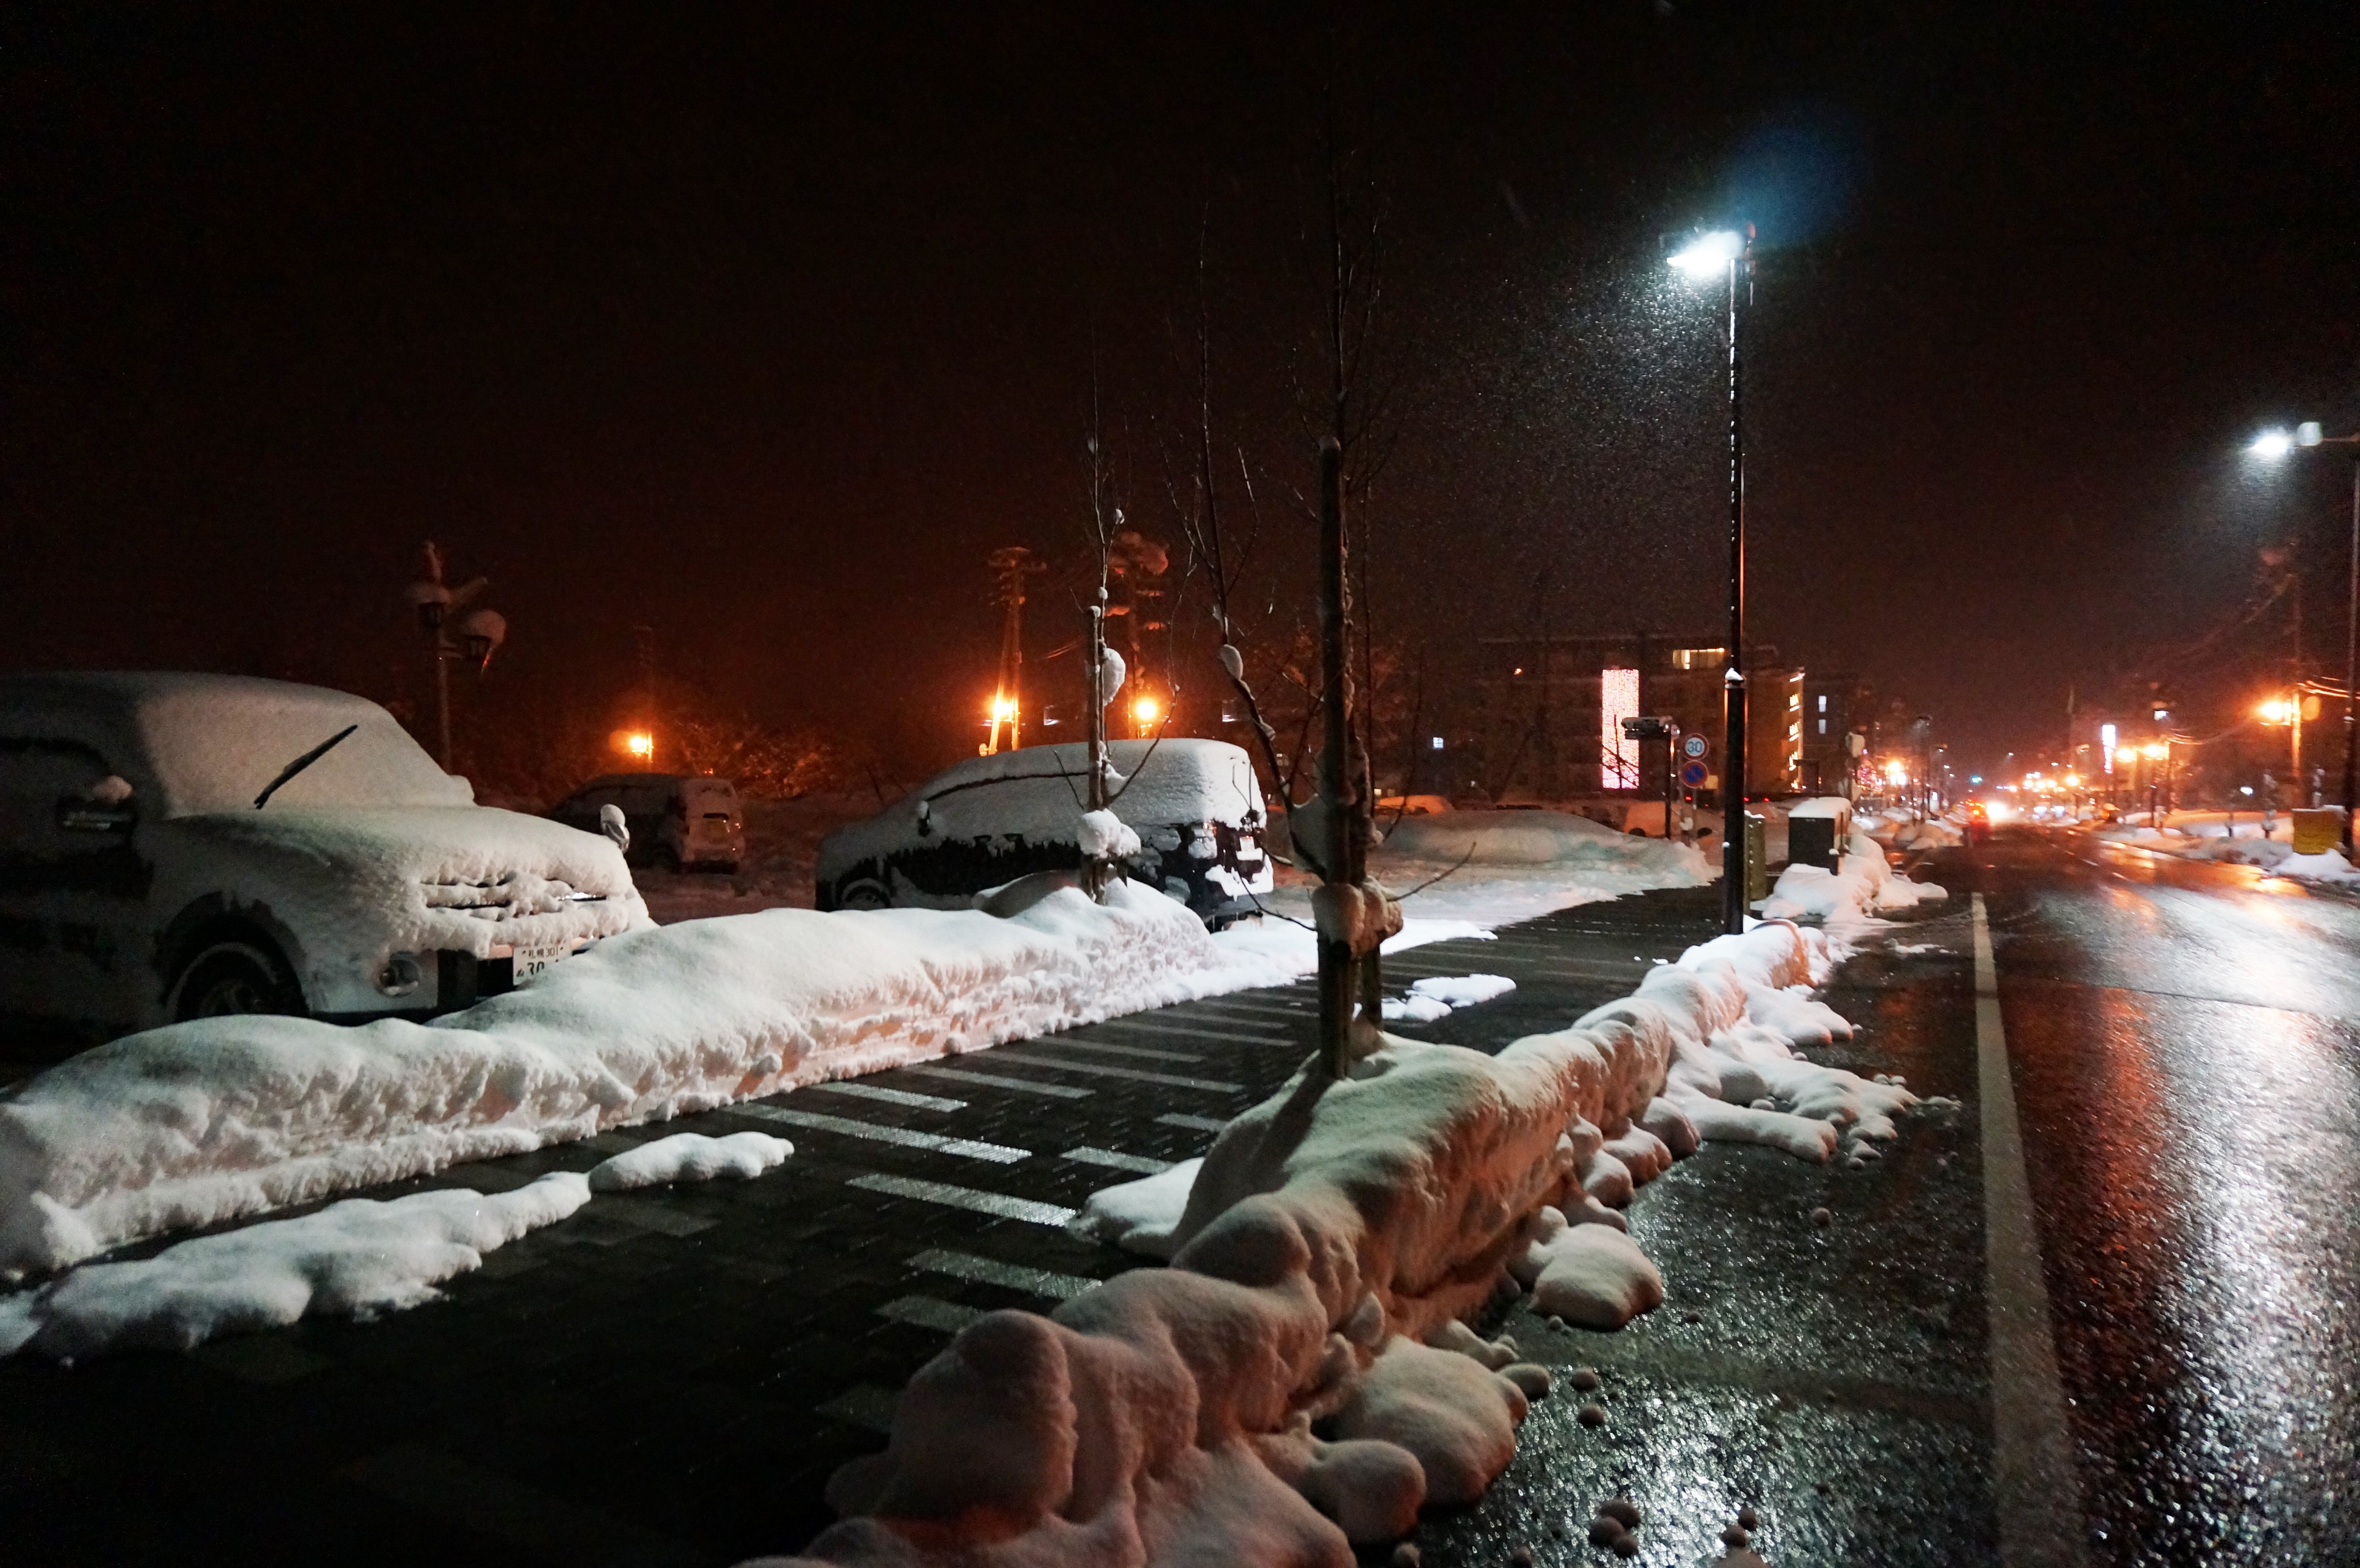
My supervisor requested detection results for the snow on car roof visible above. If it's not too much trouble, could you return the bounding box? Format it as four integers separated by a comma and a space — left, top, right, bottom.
0, 672, 471, 817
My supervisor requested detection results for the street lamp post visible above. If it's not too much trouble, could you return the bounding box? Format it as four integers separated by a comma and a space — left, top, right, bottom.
2249, 422, 2360, 852
1671, 226, 1753, 932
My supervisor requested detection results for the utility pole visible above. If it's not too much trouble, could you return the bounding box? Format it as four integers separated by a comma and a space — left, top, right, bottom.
403, 542, 506, 772
1315, 436, 1357, 1081
983, 546, 1043, 755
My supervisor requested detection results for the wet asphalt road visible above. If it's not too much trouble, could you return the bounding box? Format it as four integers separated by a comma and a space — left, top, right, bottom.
1976, 830, 2360, 1566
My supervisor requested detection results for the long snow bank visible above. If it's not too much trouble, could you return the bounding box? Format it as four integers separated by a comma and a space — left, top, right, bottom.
773, 920, 1923, 1568
0, 1172, 590, 1360
0, 883, 1296, 1278
2090, 822, 2360, 886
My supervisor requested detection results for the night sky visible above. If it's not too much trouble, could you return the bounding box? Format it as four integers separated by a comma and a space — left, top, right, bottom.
8, 3, 2358, 777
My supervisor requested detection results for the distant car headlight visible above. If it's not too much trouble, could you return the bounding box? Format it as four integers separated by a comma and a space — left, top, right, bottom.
377, 952, 424, 997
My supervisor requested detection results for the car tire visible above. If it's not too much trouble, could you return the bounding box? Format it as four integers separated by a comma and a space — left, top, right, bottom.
172, 939, 304, 1022
837, 878, 890, 911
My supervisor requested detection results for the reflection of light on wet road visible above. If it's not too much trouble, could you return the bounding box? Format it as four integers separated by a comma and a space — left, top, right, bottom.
2147, 995, 2360, 1547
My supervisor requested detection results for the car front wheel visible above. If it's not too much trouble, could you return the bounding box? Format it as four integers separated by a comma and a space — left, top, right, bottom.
173, 940, 304, 1022
836, 878, 891, 911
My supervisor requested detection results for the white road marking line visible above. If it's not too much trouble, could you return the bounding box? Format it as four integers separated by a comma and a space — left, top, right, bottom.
909, 1248, 1100, 1301
1097, 1017, 1292, 1046
1020, 1035, 1203, 1064
1156, 1112, 1229, 1133
975, 1056, 1242, 1093
1061, 1146, 1173, 1175
1186, 995, 1312, 1016
736, 1105, 1028, 1164
900, 1064, 1092, 1099
805, 1081, 966, 1112
1973, 892, 2090, 1568
848, 1173, 1077, 1226
875, 1294, 985, 1334
815, 1384, 899, 1434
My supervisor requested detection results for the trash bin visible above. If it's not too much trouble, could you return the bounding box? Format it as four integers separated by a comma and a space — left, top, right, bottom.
2292, 807, 2345, 856
1744, 811, 1769, 903
1788, 814, 1839, 872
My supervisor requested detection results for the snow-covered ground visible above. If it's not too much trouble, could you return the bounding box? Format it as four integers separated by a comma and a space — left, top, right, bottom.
802, 919, 1945, 1567
1757, 825, 1948, 936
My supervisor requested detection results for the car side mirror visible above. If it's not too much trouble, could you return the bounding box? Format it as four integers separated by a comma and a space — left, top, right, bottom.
599, 802, 630, 854
58, 776, 136, 835
914, 799, 934, 838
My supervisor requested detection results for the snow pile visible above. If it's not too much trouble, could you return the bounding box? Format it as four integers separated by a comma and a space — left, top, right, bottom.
1077, 808, 1141, 861
794, 921, 1919, 1567
1758, 827, 1947, 930
1381, 973, 1517, 1023
0, 882, 1300, 1277
0, 1172, 588, 1361
2091, 819, 2360, 886
587, 1131, 792, 1191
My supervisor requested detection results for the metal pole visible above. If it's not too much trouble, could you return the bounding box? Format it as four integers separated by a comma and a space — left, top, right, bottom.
1721, 243, 1749, 933
2343, 455, 2360, 852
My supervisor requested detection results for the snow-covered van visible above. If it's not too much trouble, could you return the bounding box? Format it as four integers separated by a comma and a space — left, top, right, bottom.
547, 773, 745, 872
0, 672, 648, 1037
815, 738, 1273, 927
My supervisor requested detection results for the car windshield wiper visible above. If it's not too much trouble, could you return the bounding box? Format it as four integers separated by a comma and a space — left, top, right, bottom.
254, 724, 359, 809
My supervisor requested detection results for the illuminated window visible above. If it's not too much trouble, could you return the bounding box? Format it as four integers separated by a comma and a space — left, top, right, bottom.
1669, 647, 1726, 671
1601, 667, 1640, 789
1817, 695, 1827, 712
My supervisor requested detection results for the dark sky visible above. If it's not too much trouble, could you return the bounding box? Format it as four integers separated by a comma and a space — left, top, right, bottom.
7, 3, 2358, 775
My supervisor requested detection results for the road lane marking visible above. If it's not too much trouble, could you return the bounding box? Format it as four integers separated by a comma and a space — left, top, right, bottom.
805, 1081, 966, 1112
909, 1248, 1100, 1300
973, 1056, 1242, 1093
848, 1173, 1076, 1226
1156, 1112, 1230, 1133
735, 1105, 1028, 1163
1973, 892, 2090, 1568
1021, 1035, 1203, 1064
875, 1294, 985, 1334
1060, 1146, 1173, 1175
815, 1384, 899, 1434
1096, 1017, 1291, 1046
899, 1064, 1092, 1099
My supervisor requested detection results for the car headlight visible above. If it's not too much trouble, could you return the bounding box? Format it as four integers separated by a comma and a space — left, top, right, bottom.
377, 952, 424, 997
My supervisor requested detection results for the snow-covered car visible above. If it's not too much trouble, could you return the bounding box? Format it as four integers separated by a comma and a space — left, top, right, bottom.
815, 738, 1273, 927
0, 672, 648, 1037
547, 773, 745, 873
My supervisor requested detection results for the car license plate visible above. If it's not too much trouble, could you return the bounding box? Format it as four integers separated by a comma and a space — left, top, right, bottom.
513, 942, 575, 984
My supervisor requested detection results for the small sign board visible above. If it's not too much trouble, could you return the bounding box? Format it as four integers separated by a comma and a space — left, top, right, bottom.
1680, 760, 1709, 786
1621, 715, 1674, 740
1682, 735, 1709, 759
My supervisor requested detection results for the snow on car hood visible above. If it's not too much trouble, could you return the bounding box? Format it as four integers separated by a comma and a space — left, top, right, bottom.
160, 807, 649, 970
818, 738, 1264, 882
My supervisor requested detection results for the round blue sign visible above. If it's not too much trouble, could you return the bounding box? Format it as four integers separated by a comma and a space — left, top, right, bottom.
1680, 760, 1709, 786
1682, 735, 1709, 759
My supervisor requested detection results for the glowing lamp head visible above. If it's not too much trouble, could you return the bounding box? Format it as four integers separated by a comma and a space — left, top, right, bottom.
2249, 429, 2295, 460
612, 729, 654, 760
1668, 230, 1745, 278
1132, 695, 1161, 724
989, 695, 1016, 722
2258, 698, 2294, 723
2142, 742, 2168, 760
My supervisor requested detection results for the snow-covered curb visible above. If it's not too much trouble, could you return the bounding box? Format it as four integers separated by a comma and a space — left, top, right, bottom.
773, 920, 1930, 1567
2089, 824, 2360, 886
1758, 826, 1947, 935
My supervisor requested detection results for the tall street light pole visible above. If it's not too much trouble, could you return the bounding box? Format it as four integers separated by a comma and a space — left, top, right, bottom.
1671, 226, 1754, 932
2249, 422, 2360, 853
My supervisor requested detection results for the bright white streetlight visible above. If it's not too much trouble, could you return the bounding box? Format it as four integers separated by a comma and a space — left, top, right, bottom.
2249, 429, 2294, 460
1667, 230, 1745, 278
